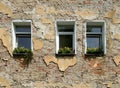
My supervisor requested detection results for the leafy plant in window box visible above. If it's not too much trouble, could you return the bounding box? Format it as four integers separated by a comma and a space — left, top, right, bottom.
58, 47, 74, 56
86, 48, 103, 56
13, 47, 33, 67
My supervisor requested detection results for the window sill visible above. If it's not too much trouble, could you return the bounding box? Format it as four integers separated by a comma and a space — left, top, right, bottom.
85, 53, 104, 57
56, 53, 76, 56
13, 53, 31, 57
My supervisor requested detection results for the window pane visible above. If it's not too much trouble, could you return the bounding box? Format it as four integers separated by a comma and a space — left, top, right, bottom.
59, 35, 73, 49
58, 25, 74, 32
17, 35, 31, 49
87, 26, 102, 32
87, 35, 101, 48
16, 26, 31, 32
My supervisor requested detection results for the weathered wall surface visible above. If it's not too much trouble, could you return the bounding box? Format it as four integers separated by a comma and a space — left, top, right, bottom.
0, 0, 120, 88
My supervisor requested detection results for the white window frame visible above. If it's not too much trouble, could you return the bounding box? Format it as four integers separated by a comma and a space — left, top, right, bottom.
12, 20, 33, 50
55, 20, 76, 54
85, 20, 106, 54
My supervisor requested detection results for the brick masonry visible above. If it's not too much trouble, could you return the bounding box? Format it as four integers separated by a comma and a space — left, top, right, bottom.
0, 0, 120, 88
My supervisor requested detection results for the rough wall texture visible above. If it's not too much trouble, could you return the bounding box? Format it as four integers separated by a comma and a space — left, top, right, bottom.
0, 0, 120, 88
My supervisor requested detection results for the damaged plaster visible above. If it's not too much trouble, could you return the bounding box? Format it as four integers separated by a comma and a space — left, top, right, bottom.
34, 81, 97, 88
33, 38, 43, 50
104, 10, 120, 24
114, 34, 120, 40
0, 28, 12, 55
0, 76, 11, 88
36, 5, 46, 15
41, 18, 53, 24
113, 56, 120, 66
44, 55, 77, 71
76, 9, 98, 20
0, 1, 12, 17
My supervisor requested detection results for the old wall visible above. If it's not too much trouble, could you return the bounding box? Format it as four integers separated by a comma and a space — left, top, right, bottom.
0, 0, 120, 88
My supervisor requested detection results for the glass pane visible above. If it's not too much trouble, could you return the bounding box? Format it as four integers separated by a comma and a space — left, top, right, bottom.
87, 35, 101, 48
17, 35, 31, 49
58, 25, 74, 32
59, 35, 73, 49
16, 26, 31, 32
87, 26, 102, 32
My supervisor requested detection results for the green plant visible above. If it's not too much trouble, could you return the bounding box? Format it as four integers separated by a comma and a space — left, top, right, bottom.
87, 48, 103, 54
13, 47, 33, 67
58, 47, 73, 54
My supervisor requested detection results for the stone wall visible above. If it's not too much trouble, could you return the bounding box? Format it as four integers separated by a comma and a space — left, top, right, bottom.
0, 0, 120, 88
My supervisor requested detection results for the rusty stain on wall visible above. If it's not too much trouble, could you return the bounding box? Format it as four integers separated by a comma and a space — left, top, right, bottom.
44, 55, 77, 71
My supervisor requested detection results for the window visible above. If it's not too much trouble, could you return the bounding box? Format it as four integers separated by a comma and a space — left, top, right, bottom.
56, 21, 76, 55
86, 21, 106, 55
12, 20, 32, 50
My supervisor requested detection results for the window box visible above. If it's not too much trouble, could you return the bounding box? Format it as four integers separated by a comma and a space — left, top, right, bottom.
56, 47, 75, 56
85, 48, 104, 57
85, 53, 104, 57
56, 53, 75, 56
13, 47, 33, 66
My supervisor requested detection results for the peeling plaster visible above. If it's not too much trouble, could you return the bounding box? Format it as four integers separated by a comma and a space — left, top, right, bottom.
34, 81, 44, 88
104, 10, 115, 19
76, 9, 98, 20
89, 57, 104, 68
44, 55, 77, 71
104, 82, 113, 88
0, 1, 12, 17
44, 33, 55, 40
34, 82, 97, 88
114, 34, 120, 40
41, 18, 53, 24
0, 76, 11, 88
113, 56, 120, 66
36, 5, 46, 15
33, 38, 43, 50
47, 7, 57, 15
0, 28, 12, 55
104, 10, 120, 24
